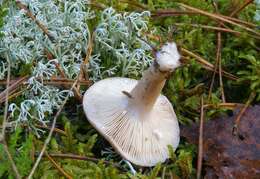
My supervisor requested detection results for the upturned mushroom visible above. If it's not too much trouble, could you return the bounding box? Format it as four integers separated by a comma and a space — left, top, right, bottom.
83, 42, 181, 166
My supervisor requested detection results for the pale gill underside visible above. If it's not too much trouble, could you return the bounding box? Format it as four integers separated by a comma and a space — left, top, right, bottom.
83, 77, 180, 166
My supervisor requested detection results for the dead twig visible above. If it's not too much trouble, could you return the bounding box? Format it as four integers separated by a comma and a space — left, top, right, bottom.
77, 30, 94, 93
45, 50, 67, 78
203, 102, 241, 110
27, 78, 79, 179
181, 48, 238, 81
209, 3, 224, 103
16, 1, 83, 101
0, 54, 21, 179
44, 152, 72, 179
217, 32, 225, 103
208, 32, 222, 100
229, 0, 254, 17
179, 3, 260, 37
152, 9, 198, 17
233, 91, 256, 135
2, 141, 22, 179
0, 76, 28, 104
197, 96, 204, 179
119, 0, 148, 10
0, 123, 67, 136
39, 153, 125, 170
174, 23, 260, 40
220, 14, 256, 28
0, 77, 91, 86
16, 1, 53, 40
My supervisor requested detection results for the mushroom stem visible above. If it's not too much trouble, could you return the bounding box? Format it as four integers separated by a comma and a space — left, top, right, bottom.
129, 42, 181, 112
129, 63, 169, 111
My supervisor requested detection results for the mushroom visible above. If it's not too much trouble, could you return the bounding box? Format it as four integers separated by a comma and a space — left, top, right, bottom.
83, 42, 181, 166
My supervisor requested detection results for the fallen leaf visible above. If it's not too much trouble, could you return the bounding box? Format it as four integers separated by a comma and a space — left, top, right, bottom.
181, 105, 260, 179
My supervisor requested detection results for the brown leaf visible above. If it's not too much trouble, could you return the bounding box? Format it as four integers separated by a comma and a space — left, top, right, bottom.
181, 105, 260, 179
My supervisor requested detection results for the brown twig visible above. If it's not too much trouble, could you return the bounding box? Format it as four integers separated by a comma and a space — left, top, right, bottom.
7, 89, 25, 101
0, 54, 21, 179
78, 31, 94, 90
217, 32, 226, 103
0, 76, 28, 104
45, 51, 82, 102
0, 77, 91, 86
2, 141, 22, 179
40, 153, 125, 170
197, 96, 204, 179
175, 23, 239, 34
16, 1, 53, 40
181, 48, 238, 81
16, 1, 83, 101
152, 9, 198, 17
35, 124, 67, 136
27, 78, 79, 179
208, 32, 221, 100
233, 91, 256, 135
0, 123, 67, 136
213, 3, 226, 103
44, 152, 72, 179
45, 50, 67, 78
178, 3, 260, 37
174, 23, 260, 40
221, 14, 257, 28
203, 102, 241, 110
119, 0, 148, 10
229, 0, 254, 17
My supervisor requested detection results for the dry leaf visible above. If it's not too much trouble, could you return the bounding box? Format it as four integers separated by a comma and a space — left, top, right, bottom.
181, 105, 260, 179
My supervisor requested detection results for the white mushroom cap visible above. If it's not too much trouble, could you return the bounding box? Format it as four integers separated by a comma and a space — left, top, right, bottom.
83, 77, 180, 166
83, 42, 181, 166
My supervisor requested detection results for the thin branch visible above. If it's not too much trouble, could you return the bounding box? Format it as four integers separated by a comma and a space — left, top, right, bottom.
208, 34, 220, 100
209, 2, 225, 102
221, 14, 256, 28
152, 9, 198, 17
27, 78, 79, 179
45, 50, 67, 78
174, 23, 260, 40
0, 76, 28, 104
0, 123, 67, 136
15, 1, 54, 40
203, 102, 241, 110
0, 77, 91, 86
181, 48, 238, 81
44, 152, 72, 179
78, 29, 93, 91
39, 153, 125, 170
119, 0, 148, 10
1, 58, 11, 138
178, 3, 260, 37
217, 32, 225, 102
229, 0, 254, 17
15, 1, 83, 101
0, 54, 21, 179
2, 141, 21, 179
233, 91, 256, 135
197, 96, 204, 179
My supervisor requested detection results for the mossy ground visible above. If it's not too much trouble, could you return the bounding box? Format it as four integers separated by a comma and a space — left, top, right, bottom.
0, 0, 259, 178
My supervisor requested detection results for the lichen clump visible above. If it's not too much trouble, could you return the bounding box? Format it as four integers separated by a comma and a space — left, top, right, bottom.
0, 0, 151, 133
